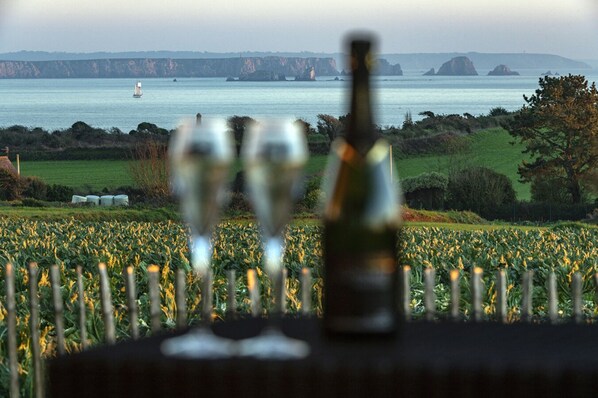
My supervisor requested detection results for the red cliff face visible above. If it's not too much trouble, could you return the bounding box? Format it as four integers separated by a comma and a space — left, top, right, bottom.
0, 61, 42, 78
0, 57, 339, 78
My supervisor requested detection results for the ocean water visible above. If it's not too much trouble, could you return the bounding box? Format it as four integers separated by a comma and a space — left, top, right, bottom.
1, 69, 596, 132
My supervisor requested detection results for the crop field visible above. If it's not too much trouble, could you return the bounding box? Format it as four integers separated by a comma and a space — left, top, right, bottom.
0, 218, 596, 396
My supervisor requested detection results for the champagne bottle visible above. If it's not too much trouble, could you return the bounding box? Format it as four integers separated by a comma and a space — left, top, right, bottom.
322, 37, 402, 337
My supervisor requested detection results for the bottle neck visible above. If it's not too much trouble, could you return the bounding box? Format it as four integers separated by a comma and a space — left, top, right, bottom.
345, 44, 376, 157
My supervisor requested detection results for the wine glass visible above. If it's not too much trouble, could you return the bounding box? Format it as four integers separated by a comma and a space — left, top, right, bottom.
161, 117, 237, 358
237, 118, 310, 359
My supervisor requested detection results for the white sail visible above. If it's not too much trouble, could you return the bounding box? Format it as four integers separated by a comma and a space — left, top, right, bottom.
133, 81, 143, 98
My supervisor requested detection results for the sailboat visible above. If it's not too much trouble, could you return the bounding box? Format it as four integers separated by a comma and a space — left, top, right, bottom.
133, 81, 143, 98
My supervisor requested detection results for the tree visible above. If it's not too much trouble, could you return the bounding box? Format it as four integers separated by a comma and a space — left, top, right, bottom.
227, 115, 255, 154
507, 74, 598, 204
128, 140, 170, 202
316, 114, 343, 143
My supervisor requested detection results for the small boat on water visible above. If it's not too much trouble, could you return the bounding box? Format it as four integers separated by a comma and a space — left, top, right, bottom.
133, 81, 143, 98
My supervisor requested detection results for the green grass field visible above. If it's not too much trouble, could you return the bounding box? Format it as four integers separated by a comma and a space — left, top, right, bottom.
20, 160, 135, 191
19, 128, 533, 199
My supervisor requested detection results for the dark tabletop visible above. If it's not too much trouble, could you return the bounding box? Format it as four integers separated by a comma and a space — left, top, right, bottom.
48, 318, 598, 398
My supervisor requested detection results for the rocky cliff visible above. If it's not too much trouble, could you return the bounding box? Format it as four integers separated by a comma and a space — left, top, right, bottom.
0, 57, 339, 78
436, 56, 478, 76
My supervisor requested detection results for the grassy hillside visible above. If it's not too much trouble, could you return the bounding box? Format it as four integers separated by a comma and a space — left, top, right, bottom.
394, 128, 532, 200
19, 128, 532, 199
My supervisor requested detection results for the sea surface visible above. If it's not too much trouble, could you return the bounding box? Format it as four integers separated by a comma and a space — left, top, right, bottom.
1, 69, 596, 132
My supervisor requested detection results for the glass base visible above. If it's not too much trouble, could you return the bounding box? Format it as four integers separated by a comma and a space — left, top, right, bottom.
237, 327, 310, 360
161, 327, 237, 359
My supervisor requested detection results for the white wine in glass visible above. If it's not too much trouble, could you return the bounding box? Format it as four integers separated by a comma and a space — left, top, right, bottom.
238, 118, 310, 359
161, 118, 237, 359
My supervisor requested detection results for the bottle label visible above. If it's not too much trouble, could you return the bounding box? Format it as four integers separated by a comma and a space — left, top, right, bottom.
324, 252, 397, 334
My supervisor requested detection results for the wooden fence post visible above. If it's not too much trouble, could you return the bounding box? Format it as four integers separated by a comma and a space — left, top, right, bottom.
124, 266, 139, 339
572, 272, 582, 324
471, 267, 483, 322
496, 269, 507, 323
176, 268, 188, 327
449, 269, 460, 321
76, 266, 88, 350
98, 263, 116, 344
247, 269, 261, 317
6, 264, 20, 398
27, 263, 44, 398
226, 270, 236, 319
281, 268, 288, 314
201, 269, 214, 323
148, 265, 161, 334
424, 268, 436, 321
399, 266, 411, 321
547, 272, 558, 324
521, 270, 534, 323
49, 264, 66, 355
300, 267, 312, 316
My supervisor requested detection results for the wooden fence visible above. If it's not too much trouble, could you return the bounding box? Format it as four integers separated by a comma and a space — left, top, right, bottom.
3, 262, 598, 398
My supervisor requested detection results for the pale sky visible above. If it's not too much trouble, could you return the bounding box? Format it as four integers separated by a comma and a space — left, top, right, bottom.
0, 0, 597, 59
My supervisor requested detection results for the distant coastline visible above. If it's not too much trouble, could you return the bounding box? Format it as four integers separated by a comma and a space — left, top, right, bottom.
0, 50, 592, 71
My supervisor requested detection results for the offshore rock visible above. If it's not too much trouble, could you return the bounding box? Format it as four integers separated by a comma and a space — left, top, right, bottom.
488, 64, 520, 76
295, 66, 316, 81
238, 70, 286, 81
0, 57, 339, 78
423, 68, 435, 76
436, 56, 478, 75
374, 59, 403, 75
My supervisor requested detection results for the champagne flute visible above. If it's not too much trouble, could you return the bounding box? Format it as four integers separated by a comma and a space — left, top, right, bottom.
161, 117, 237, 358
238, 118, 310, 359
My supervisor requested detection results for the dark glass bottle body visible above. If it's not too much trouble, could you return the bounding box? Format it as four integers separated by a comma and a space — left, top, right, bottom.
322, 39, 402, 338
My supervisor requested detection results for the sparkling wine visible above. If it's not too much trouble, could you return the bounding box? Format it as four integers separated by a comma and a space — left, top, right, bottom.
243, 121, 307, 238
170, 119, 234, 236
322, 37, 402, 337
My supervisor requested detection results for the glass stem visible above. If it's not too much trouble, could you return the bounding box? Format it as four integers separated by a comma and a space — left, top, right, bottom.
191, 234, 212, 328
265, 236, 284, 330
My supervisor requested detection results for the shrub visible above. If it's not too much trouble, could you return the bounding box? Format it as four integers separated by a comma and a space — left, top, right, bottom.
225, 192, 252, 215
402, 172, 448, 210
300, 188, 324, 212
488, 107, 510, 117
446, 166, 516, 219
22, 176, 48, 200
491, 201, 594, 222
47, 184, 75, 202
402, 172, 448, 193
395, 132, 470, 156
20, 198, 49, 207
0, 168, 22, 200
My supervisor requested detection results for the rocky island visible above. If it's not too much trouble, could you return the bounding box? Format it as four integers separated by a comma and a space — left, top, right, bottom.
237, 70, 287, 81
435, 56, 478, 76
488, 64, 520, 76
340, 58, 403, 76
